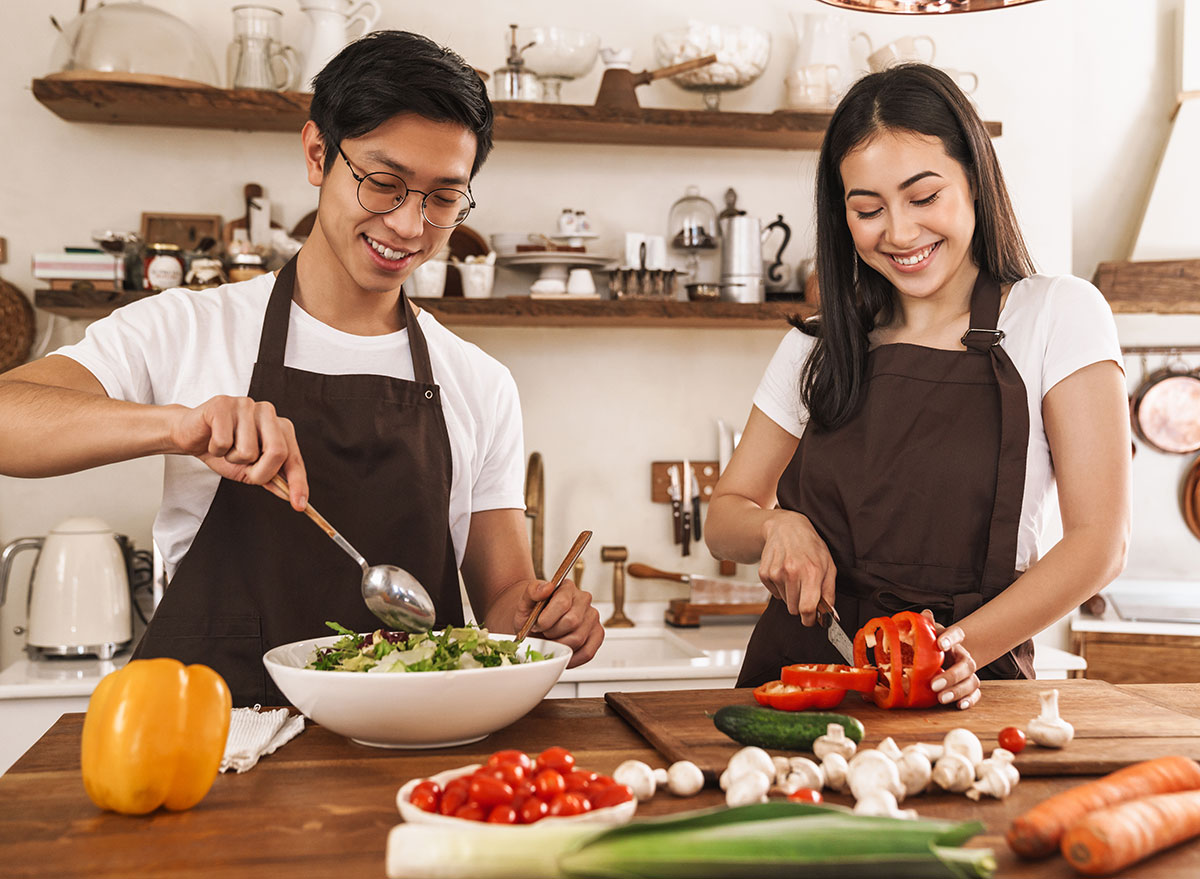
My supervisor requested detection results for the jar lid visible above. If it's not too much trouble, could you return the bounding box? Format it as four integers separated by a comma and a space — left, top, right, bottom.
232, 253, 264, 265
149, 242, 182, 251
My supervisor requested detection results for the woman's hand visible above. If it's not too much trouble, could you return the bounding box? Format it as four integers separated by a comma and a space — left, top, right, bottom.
923, 610, 981, 710
758, 510, 837, 626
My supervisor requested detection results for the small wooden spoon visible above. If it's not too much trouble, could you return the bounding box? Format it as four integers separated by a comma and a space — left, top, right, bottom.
515, 530, 592, 642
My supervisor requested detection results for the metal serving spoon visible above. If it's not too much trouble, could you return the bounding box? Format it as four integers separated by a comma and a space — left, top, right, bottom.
267, 475, 436, 633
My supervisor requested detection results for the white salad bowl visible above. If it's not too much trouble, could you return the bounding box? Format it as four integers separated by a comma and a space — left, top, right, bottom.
263, 633, 572, 748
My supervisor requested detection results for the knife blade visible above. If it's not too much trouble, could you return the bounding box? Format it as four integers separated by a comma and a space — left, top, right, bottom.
681, 459, 692, 556
690, 466, 702, 541
817, 597, 855, 664
667, 465, 683, 545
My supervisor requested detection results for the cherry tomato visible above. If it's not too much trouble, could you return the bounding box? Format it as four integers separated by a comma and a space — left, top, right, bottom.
487, 804, 519, 824
532, 768, 566, 800
563, 768, 599, 792
512, 780, 537, 800
548, 791, 592, 817
487, 750, 533, 771
408, 780, 441, 813
787, 788, 824, 804
468, 775, 515, 808
453, 802, 488, 822
518, 796, 548, 824
590, 783, 634, 809
439, 776, 471, 816
998, 726, 1027, 754
490, 761, 527, 787
536, 746, 576, 774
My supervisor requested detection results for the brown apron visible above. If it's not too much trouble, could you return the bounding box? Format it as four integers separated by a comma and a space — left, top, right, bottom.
133, 257, 461, 706
738, 272, 1035, 688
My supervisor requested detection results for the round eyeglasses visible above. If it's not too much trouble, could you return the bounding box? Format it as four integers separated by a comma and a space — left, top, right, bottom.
336, 145, 474, 229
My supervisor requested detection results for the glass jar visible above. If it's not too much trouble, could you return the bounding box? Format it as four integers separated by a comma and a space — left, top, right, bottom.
668, 186, 718, 251
143, 243, 184, 290
228, 252, 266, 283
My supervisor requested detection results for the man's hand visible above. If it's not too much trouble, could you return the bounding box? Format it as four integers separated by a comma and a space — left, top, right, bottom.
170, 395, 308, 509
511, 577, 603, 667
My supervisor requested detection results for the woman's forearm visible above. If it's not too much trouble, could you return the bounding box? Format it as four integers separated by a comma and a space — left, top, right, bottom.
703, 494, 776, 564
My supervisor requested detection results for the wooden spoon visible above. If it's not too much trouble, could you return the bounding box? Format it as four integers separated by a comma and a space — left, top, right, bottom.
515, 530, 592, 642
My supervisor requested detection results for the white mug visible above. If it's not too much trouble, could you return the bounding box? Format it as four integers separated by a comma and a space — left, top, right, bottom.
459, 263, 495, 299
410, 259, 447, 298
566, 268, 596, 296
867, 35, 936, 73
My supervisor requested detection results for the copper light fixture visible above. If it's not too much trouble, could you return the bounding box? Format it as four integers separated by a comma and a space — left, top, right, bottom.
815, 0, 1044, 13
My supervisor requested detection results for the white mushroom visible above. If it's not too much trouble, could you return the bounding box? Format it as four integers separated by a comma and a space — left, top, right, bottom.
876, 737, 904, 761
727, 746, 777, 781
772, 755, 792, 784
725, 770, 771, 807
942, 728, 984, 768
967, 748, 1021, 801
847, 749, 905, 802
812, 723, 857, 761
932, 751, 976, 793
907, 742, 945, 762
852, 789, 918, 820
613, 760, 656, 801
665, 761, 705, 797
775, 757, 823, 795
1028, 689, 1075, 749
896, 746, 934, 798
820, 751, 849, 792
653, 767, 669, 787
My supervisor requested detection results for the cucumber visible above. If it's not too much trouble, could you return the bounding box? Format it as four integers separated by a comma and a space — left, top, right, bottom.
713, 705, 865, 751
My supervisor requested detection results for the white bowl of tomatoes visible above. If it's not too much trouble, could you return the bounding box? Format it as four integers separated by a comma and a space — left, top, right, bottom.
397, 746, 637, 827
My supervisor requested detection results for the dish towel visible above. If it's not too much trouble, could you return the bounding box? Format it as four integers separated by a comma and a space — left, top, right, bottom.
220, 707, 306, 773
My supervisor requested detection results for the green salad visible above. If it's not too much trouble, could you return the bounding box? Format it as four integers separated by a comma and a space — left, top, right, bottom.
306, 621, 549, 673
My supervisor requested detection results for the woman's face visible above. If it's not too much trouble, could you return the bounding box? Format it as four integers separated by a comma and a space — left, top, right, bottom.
840, 128, 977, 304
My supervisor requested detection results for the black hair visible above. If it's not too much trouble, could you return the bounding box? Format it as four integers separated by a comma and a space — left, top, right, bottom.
309, 30, 494, 179
795, 63, 1035, 431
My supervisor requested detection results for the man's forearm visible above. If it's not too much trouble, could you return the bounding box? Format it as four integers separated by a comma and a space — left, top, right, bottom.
0, 379, 179, 477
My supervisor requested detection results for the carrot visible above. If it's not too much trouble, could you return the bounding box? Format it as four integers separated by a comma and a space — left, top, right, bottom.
1006, 755, 1200, 859
1061, 789, 1200, 875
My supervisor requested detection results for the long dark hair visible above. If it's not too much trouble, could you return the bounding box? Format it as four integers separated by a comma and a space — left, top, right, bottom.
309, 31, 494, 179
795, 63, 1035, 431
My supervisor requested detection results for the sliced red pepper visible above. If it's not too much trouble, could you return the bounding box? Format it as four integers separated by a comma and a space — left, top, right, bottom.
852, 612, 944, 709
753, 680, 847, 711
781, 663, 876, 693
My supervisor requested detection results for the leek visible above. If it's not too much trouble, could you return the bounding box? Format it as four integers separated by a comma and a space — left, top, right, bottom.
385, 802, 996, 879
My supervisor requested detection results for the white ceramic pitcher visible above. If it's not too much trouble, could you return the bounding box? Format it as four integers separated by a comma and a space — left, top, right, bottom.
297, 0, 381, 91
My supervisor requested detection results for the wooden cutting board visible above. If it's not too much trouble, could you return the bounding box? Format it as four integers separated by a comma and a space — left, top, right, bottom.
606, 679, 1200, 779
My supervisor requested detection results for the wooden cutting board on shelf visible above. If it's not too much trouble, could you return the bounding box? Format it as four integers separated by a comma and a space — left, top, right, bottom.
605, 679, 1200, 780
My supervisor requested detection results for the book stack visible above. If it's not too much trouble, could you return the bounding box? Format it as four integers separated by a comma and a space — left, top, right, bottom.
33, 250, 125, 292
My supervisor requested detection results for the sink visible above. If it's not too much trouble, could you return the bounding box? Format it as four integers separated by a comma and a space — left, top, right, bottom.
585, 627, 706, 668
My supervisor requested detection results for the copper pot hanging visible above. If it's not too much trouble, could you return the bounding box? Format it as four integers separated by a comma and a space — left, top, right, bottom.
1130, 360, 1200, 454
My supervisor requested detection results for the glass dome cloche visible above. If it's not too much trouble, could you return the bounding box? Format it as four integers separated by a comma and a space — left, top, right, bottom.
669, 185, 719, 252
48, 1, 221, 87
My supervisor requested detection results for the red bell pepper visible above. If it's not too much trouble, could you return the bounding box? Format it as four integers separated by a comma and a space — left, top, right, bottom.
852, 611, 944, 709
781, 663, 877, 693
753, 680, 847, 711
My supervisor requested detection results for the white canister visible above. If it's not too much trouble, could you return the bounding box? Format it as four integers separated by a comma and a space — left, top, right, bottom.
410, 260, 448, 298
459, 263, 495, 299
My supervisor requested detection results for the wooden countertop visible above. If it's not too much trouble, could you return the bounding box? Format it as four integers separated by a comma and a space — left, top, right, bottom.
2, 681, 1199, 878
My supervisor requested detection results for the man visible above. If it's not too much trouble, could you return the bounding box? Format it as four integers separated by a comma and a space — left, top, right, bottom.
0, 31, 602, 705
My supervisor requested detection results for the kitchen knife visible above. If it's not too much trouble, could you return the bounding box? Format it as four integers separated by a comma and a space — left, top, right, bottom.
667, 465, 683, 545
690, 467, 703, 541
817, 597, 855, 664
681, 459, 692, 557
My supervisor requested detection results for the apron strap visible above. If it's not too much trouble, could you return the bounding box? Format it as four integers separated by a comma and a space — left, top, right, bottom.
960, 273, 1030, 596
255, 256, 298, 368
403, 291, 436, 386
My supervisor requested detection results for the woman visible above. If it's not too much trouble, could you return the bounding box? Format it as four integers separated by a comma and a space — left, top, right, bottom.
705, 64, 1130, 710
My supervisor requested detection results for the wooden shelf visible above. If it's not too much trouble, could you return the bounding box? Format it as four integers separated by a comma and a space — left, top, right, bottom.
35, 288, 813, 327
30, 77, 1001, 150
1093, 259, 1200, 313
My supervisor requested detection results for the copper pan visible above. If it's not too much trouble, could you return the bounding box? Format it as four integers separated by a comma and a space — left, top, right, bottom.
1131, 361, 1200, 454
1183, 455, 1200, 541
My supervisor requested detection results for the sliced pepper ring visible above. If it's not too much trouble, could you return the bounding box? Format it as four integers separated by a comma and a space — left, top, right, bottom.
780, 663, 876, 693
852, 612, 944, 709
753, 680, 848, 711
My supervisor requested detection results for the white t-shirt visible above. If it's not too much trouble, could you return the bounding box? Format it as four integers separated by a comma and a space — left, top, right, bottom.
55, 272, 526, 579
752, 274, 1123, 571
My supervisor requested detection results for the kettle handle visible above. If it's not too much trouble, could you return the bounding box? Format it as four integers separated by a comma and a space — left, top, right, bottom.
0, 538, 44, 608
764, 214, 792, 284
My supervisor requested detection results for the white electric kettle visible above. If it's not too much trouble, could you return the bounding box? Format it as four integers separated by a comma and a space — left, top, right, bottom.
297, 0, 381, 91
0, 518, 132, 659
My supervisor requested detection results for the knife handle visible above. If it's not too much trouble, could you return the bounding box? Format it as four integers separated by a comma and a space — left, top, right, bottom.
670, 497, 683, 544
691, 494, 702, 541
627, 563, 688, 583
681, 508, 691, 557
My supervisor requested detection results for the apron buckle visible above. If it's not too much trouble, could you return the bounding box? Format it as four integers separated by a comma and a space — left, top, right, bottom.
960, 328, 1005, 349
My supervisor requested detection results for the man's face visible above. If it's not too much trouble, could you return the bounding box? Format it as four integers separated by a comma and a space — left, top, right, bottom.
304, 114, 476, 294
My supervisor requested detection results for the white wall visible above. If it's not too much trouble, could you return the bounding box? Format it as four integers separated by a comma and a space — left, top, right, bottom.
1, 0, 1195, 666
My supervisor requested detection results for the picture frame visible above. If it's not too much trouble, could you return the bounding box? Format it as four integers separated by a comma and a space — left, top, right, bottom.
139, 212, 223, 251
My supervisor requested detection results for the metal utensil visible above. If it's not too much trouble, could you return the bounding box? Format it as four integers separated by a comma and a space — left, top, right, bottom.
515, 530, 592, 642
816, 597, 855, 664
266, 475, 436, 633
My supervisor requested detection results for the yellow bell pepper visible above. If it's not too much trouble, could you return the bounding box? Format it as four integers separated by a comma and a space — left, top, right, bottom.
81, 658, 232, 815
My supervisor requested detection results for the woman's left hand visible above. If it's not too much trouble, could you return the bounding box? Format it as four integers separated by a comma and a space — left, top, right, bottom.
923, 610, 981, 710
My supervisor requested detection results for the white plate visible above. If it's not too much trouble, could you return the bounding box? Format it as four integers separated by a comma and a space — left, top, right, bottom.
396, 764, 637, 827
497, 252, 616, 268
